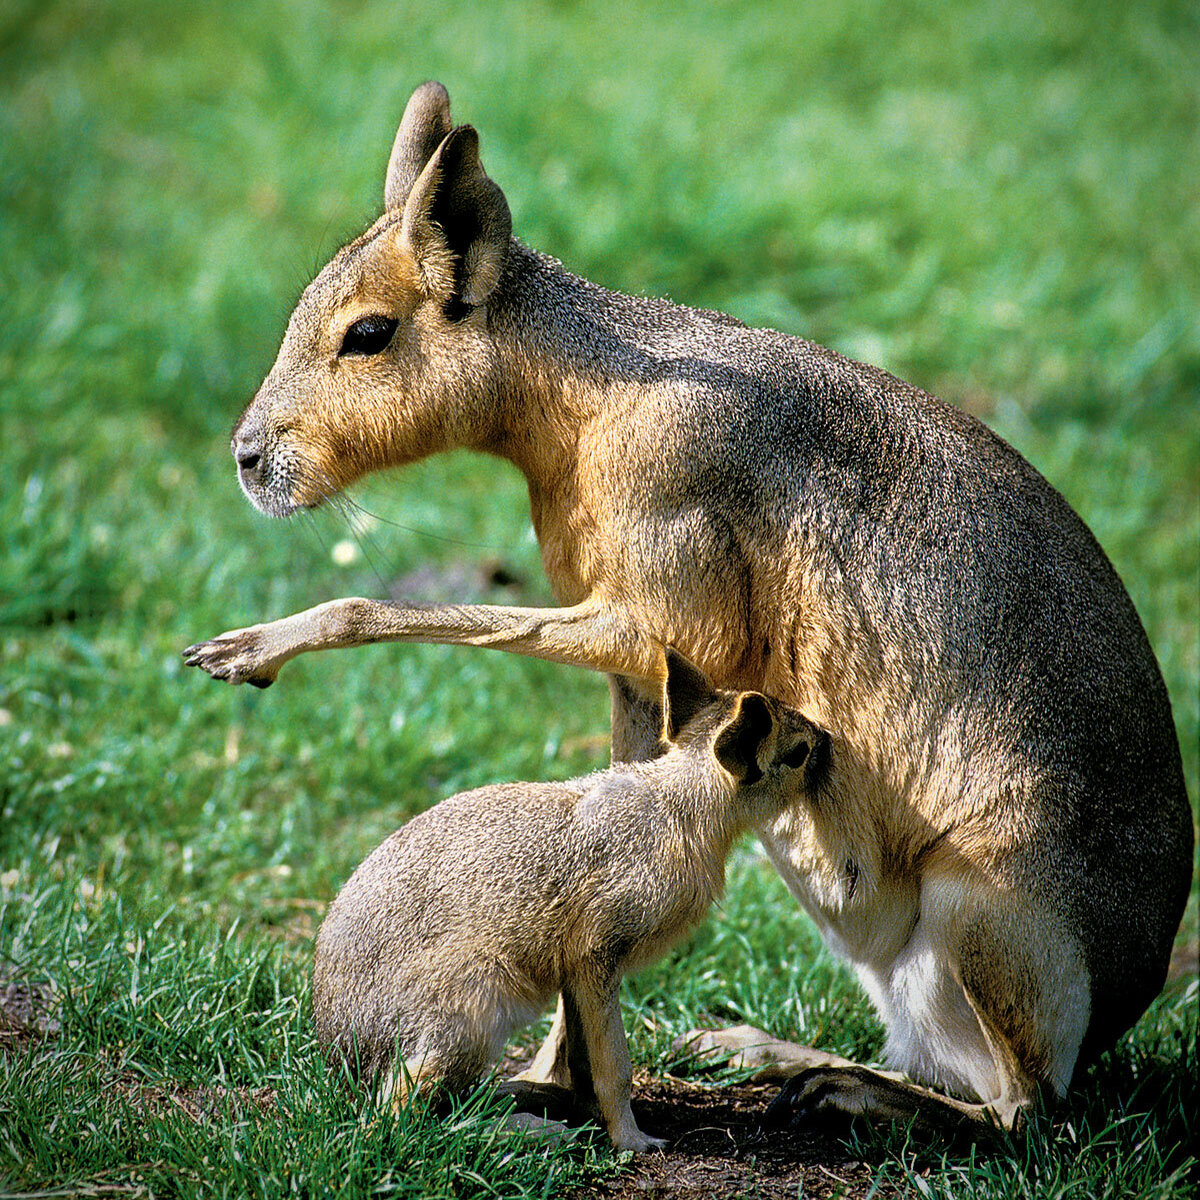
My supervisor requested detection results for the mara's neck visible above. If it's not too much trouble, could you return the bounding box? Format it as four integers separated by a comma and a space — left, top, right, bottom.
644, 752, 746, 879
483, 240, 653, 486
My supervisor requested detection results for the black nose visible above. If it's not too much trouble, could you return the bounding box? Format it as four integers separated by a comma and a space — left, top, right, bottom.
234, 436, 263, 479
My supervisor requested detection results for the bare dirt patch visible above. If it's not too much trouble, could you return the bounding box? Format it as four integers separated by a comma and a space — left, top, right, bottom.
0, 988, 919, 1197
390, 556, 533, 605
558, 1076, 899, 1200
0, 966, 61, 1053
498, 1044, 901, 1198
110, 1079, 278, 1123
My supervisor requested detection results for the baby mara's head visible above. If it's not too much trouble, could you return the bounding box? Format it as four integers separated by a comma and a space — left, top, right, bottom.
659, 647, 830, 823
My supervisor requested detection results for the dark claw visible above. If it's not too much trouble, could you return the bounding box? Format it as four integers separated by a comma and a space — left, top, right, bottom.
741, 1125, 771, 1149
763, 1088, 800, 1129
762, 1068, 830, 1129
246, 676, 273, 689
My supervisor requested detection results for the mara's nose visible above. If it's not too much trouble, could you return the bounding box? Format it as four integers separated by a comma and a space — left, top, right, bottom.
233, 434, 263, 482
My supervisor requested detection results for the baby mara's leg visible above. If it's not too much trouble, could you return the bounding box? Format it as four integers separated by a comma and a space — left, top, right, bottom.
515, 674, 666, 1099
375, 1032, 493, 1114
375, 994, 521, 1111
562, 976, 666, 1153
371, 990, 581, 1143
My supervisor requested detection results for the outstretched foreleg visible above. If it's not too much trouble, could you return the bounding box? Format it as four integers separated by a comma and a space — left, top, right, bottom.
184, 595, 659, 687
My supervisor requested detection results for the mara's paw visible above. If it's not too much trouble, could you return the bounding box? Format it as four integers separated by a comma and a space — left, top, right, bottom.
760, 1064, 989, 1141
763, 1066, 874, 1129
672, 1024, 772, 1068
182, 626, 280, 687
611, 1128, 668, 1154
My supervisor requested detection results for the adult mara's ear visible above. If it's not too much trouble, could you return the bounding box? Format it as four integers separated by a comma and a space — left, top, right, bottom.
661, 646, 715, 742
385, 81, 453, 211
713, 693, 776, 785
400, 124, 512, 315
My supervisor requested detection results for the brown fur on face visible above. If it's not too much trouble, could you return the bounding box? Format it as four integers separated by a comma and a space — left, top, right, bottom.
234, 215, 501, 514
233, 103, 512, 515
190, 81, 1193, 1140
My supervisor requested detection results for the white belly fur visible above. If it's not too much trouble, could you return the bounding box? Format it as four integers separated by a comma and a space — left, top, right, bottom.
757, 819, 1002, 1102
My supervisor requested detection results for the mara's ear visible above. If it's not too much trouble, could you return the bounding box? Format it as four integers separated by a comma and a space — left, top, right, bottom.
713, 693, 776, 785
779, 720, 831, 787
385, 81, 453, 211
662, 647, 716, 742
772, 709, 832, 790
400, 124, 512, 314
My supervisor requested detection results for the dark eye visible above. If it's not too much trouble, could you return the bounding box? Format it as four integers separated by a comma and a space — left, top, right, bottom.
338, 315, 398, 357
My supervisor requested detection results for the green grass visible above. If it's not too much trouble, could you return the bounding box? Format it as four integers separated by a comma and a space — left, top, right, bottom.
1, 0, 1196, 1196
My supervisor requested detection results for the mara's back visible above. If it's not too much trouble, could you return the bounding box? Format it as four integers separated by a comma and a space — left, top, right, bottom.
313, 767, 712, 1013
493, 245, 1192, 1054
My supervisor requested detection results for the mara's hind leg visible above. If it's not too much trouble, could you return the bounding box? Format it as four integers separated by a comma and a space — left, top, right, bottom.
500, 995, 577, 1121
374, 988, 527, 1114
761, 984, 1049, 1139
375, 1050, 441, 1113
382, 1046, 578, 1143
673, 1024, 881, 1083
515, 995, 572, 1089
375, 1032, 496, 1114
764, 883, 1089, 1140
671, 1014, 1022, 1137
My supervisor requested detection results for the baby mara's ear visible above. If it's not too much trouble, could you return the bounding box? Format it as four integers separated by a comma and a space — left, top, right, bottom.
712, 693, 776, 785
772, 711, 832, 790
712, 697, 832, 792
660, 646, 717, 741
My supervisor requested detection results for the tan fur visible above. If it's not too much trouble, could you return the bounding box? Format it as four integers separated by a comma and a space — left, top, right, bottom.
311, 653, 829, 1152
186, 82, 1193, 1139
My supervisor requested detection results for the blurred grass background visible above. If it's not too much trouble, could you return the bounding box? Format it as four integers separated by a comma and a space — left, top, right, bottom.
0, 0, 1196, 1196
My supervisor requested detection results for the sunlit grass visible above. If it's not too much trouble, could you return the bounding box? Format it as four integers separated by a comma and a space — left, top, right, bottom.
0, 0, 1195, 1195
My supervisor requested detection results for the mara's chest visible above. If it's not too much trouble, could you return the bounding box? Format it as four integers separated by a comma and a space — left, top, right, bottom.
756, 805, 922, 978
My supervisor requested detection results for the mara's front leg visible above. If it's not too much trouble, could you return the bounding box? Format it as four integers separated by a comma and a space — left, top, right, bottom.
608, 673, 664, 764
518, 976, 666, 1151
183, 596, 658, 686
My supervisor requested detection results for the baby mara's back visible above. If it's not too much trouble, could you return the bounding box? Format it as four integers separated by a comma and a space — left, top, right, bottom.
313, 769, 706, 1085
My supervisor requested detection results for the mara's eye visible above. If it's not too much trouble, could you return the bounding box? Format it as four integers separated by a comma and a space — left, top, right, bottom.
338, 315, 398, 357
